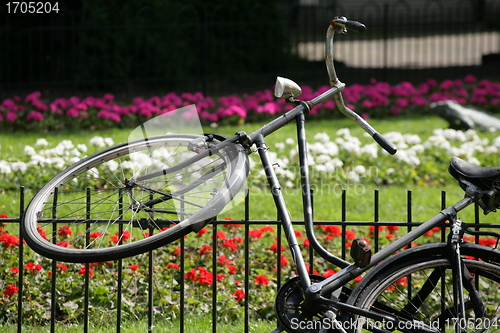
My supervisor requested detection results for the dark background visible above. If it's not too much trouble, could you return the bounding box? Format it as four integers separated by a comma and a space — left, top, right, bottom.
1, 0, 499, 99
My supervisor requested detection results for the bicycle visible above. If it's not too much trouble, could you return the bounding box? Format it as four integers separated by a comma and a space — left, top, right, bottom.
22, 17, 500, 333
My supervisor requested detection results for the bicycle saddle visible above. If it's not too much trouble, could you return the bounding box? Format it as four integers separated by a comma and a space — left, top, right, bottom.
449, 156, 500, 214
449, 156, 500, 180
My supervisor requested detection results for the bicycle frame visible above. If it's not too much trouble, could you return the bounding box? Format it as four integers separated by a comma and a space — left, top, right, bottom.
140, 16, 484, 330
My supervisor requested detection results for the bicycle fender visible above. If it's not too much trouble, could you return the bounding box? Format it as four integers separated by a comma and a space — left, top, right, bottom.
344, 242, 500, 307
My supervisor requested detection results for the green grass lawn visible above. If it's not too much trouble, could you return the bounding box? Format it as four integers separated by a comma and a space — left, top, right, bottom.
0, 115, 495, 223
1, 316, 277, 333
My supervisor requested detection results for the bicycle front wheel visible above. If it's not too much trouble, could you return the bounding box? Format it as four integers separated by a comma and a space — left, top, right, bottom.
23, 134, 248, 262
348, 243, 500, 332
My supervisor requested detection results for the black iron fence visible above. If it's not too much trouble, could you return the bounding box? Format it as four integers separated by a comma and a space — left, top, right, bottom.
2, 187, 500, 332
1, 0, 499, 98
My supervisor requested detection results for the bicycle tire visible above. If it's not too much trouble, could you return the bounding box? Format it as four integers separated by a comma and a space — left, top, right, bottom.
23, 134, 249, 262
346, 243, 500, 332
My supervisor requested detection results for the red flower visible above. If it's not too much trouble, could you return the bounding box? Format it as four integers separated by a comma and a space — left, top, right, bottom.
111, 230, 131, 243
260, 225, 276, 233
386, 225, 399, 233
279, 254, 288, 266
56, 263, 68, 271
214, 231, 226, 240
25, 262, 42, 272
249, 229, 263, 239
0, 234, 20, 247
227, 265, 237, 275
57, 241, 71, 247
57, 225, 73, 237
173, 246, 181, 256
3, 284, 19, 297
9, 267, 19, 274
303, 238, 310, 247
254, 274, 269, 286
322, 269, 338, 278
294, 230, 303, 239
218, 255, 231, 266
223, 239, 239, 251
197, 228, 208, 237
270, 242, 285, 254
78, 266, 94, 278
37, 226, 47, 240
324, 225, 342, 237
166, 263, 179, 269
0, 214, 8, 218
200, 244, 212, 255
232, 289, 245, 302
129, 264, 139, 271
479, 237, 497, 247
89, 231, 102, 239
345, 230, 356, 240
386, 234, 395, 240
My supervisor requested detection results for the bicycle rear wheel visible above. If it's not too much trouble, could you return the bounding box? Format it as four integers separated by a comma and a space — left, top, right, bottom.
23, 134, 248, 262
347, 243, 500, 332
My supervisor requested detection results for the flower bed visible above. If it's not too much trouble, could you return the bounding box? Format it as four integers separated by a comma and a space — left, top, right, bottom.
2, 214, 498, 325
1, 124, 498, 192
1, 75, 500, 131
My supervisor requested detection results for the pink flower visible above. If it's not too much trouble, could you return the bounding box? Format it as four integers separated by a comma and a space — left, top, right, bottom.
25, 91, 42, 104
97, 110, 121, 122
27, 111, 44, 121
6, 111, 18, 122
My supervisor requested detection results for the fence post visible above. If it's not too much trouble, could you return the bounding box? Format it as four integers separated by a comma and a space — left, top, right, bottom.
17, 187, 25, 333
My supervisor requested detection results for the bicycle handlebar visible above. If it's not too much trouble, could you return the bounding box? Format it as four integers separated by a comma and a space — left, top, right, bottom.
326, 17, 397, 155
331, 17, 366, 33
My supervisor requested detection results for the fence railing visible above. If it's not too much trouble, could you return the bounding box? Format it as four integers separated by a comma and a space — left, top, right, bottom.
2, 186, 500, 332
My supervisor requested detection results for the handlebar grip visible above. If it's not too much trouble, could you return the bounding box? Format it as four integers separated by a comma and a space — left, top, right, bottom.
373, 132, 397, 155
344, 20, 366, 33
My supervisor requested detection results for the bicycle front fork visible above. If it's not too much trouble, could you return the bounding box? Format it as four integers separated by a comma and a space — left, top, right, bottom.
447, 214, 486, 333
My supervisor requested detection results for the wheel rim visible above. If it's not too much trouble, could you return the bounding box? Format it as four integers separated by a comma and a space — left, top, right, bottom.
355, 259, 500, 332
24, 135, 247, 261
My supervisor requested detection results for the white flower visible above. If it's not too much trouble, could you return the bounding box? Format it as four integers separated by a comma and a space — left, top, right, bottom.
336, 128, 351, 137
275, 142, 285, 150
71, 149, 81, 157
314, 132, 330, 143
89, 136, 105, 148
353, 165, 366, 174
315, 154, 331, 164
323, 141, 339, 156
77, 144, 88, 152
285, 138, 295, 145
346, 170, 360, 182
468, 157, 480, 165
361, 143, 378, 158
104, 138, 114, 146
315, 164, 327, 172
10, 162, 27, 173
35, 138, 49, 147
0, 161, 12, 174
24, 145, 36, 156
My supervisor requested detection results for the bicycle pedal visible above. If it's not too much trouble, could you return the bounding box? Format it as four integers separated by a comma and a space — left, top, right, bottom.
350, 236, 372, 268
